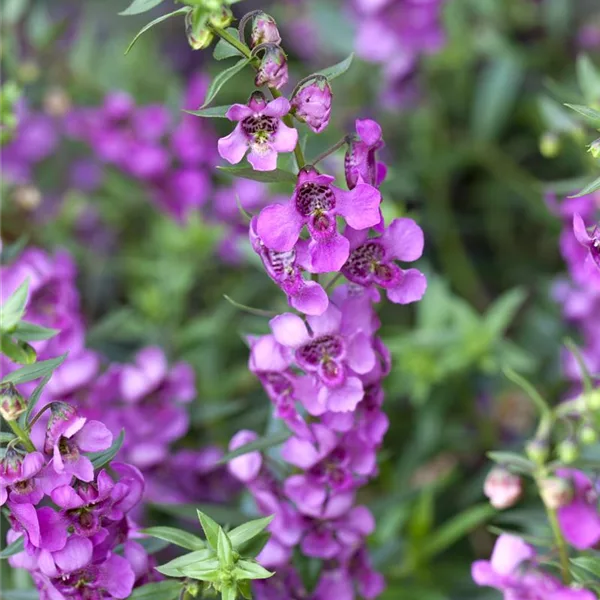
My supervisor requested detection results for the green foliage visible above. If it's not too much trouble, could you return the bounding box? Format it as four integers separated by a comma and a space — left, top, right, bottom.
0, 354, 68, 385
88, 430, 125, 468
202, 58, 251, 108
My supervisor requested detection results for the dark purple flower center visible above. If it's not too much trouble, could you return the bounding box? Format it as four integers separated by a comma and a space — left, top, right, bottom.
242, 114, 279, 138
297, 335, 344, 367
265, 248, 296, 280
59, 437, 80, 462
12, 479, 34, 495
345, 242, 385, 282
264, 372, 293, 397
295, 183, 335, 217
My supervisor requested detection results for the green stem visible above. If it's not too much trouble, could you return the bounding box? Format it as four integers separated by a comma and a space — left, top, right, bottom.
546, 506, 572, 584
7, 419, 35, 452
207, 24, 306, 170
311, 137, 349, 166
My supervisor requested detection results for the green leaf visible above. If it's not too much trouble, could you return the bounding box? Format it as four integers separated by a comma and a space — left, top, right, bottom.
217, 527, 234, 567
2, 592, 39, 600
155, 549, 214, 577
315, 53, 354, 81
213, 28, 243, 60
484, 287, 527, 337
0, 335, 37, 364
235, 531, 270, 558
197, 510, 222, 549
1, 353, 67, 385
128, 580, 182, 600
576, 54, 600, 106
176, 557, 221, 581
234, 559, 274, 580
217, 431, 291, 465
570, 555, 600, 580
0, 534, 24, 558
487, 451, 535, 474
120, 0, 165, 16
221, 584, 238, 600
0, 432, 15, 442
125, 8, 189, 54
228, 516, 273, 550
141, 526, 205, 551
184, 105, 230, 119
1, 280, 29, 332
88, 430, 125, 468
202, 58, 250, 108
24, 373, 52, 422
217, 165, 297, 184
569, 174, 600, 198
564, 103, 600, 126
11, 321, 59, 342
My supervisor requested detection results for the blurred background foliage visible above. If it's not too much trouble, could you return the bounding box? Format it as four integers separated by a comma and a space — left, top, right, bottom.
2, 0, 600, 598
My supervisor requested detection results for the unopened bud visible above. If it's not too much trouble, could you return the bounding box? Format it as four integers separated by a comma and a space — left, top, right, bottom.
483, 467, 522, 509
291, 77, 332, 134
579, 424, 598, 445
539, 132, 560, 158
209, 7, 232, 29
250, 12, 281, 48
0, 383, 27, 421
588, 138, 600, 159
185, 10, 213, 50
539, 476, 574, 509
557, 439, 579, 464
526, 438, 549, 464
255, 45, 288, 90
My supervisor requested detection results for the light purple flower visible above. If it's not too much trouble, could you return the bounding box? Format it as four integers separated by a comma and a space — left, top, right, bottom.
342, 218, 427, 304
345, 118, 386, 190
269, 304, 376, 412
217, 92, 298, 171
0, 450, 46, 506
291, 77, 332, 134
250, 217, 328, 315
573, 213, 600, 273
556, 468, 600, 550
257, 167, 382, 272
227, 430, 263, 483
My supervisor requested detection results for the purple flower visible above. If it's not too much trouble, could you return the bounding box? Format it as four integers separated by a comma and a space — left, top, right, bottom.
44, 402, 112, 482
291, 77, 332, 134
0, 450, 47, 506
250, 12, 282, 48
9, 504, 67, 554
483, 467, 522, 510
342, 218, 427, 304
227, 430, 263, 483
556, 468, 600, 550
345, 118, 386, 190
257, 167, 382, 272
217, 92, 298, 171
250, 217, 328, 315
255, 45, 289, 90
269, 304, 376, 412
573, 213, 600, 273
472, 534, 596, 600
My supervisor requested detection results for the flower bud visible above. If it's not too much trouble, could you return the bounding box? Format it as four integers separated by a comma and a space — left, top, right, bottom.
557, 439, 579, 464
209, 7, 233, 29
525, 438, 549, 464
539, 476, 574, 509
291, 77, 332, 134
255, 45, 288, 90
250, 12, 281, 48
588, 137, 600, 159
483, 467, 522, 509
0, 383, 27, 421
185, 10, 213, 50
579, 424, 598, 445
539, 132, 560, 158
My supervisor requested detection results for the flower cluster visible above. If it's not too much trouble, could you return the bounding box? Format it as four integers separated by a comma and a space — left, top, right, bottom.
211, 14, 427, 596
2, 400, 151, 599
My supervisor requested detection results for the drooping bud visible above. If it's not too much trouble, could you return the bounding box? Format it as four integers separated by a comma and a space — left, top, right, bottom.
0, 448, 24, 480
185, 9, 213, 51
557, 439, 579, 464
250, 12, 281, 49
539, 476, 574, 510
255, 45, 288, 90
525, 438, 549, 464
0, 383, 26, 421
209, 6, 233, 29
588, 137, 600, 159
291, 76, 332, 134
483, 467, 522, 510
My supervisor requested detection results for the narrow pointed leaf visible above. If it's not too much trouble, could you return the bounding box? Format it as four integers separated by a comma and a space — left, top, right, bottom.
155, 549, 213, 577
23, 373, 52, 422
234, 559, 274, 580
1, 280, 29, 331
0, 535, 24, 558
569, 174, 600, 198
217, 431, 291, 465
0, 432, 15, 442
120, 0, 165, 16
487, 451, 535, 474
0, 335, 36, 364
12, 321, 59, 342
141, 526, 205, 551
564, 103, 600, 126
88, 430, 125, 468
1, 353, 67, 385
128, 581, 182, 600
217, 166, 296, 184
228, 516, 273, 549
213, 28, 244, 60
217, 527, 234, 567
125, 8, 189, 54
176, 558, 221, 581
315, 53, 354, 81
197, 510, 222, 549
202, 58, 250, 108
185, 105, 230, 118
235, 531, 270, 558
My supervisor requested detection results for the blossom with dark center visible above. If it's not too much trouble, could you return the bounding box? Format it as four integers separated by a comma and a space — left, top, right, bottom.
342, 218, 426, 304
269, 304, 376, 412
345, 118, 386, 190
573, 212, 600, 273
218, 92, 297, 171
250, 217, 328, 315
257, 166, 382, 272
0, 450, 47, 506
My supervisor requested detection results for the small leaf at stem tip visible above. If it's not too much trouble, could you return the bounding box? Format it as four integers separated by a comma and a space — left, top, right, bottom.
23, 373, 52, 422
88, 429, 125, 469
184, 105, 230, 118
140, 526, 205, 551
228, 515, 274, 550
0, 353, 68, 385
216, 431, 291, 465
197, 510, 222, 550
119, 0, 165, 16
11, 321, 59, 342
202, 58, 251, 108
568, 174, 600, 198
223, 295, 277, 318
155, 549, 214, 577
564, 103, 600, 125
217, 165, 297, 184
314, 52, 354, 82
234, 559, 275, 580
124, 8, 189, 54
0, 279, 30, 332
217, 527, 234, 567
